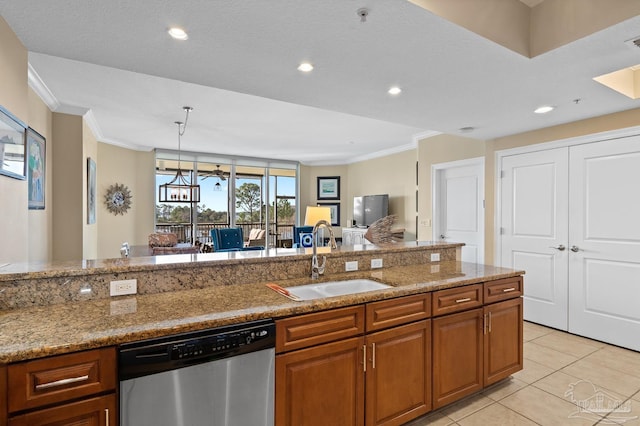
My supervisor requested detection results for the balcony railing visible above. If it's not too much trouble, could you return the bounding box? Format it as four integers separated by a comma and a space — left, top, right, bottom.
155, 222, 295, 248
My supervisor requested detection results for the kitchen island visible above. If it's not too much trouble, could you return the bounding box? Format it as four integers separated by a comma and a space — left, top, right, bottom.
0, 242, 524, 425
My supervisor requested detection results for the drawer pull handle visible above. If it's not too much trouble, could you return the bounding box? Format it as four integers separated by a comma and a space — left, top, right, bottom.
35, 374, 90, 390
502, 287, 516, 293
372, 343, 376, 369
105, 408, 110, 425
362, 345, 367, 373
455, 297, 471, 303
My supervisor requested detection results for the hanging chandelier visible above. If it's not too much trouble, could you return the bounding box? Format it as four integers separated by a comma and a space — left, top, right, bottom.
158, 106, 201, 203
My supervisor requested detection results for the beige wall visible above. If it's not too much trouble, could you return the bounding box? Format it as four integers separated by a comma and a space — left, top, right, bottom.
52, 113, 84, 261
416, 134, 485, 241
299, 164, 349, 236
27, 88, 53, 262
347, 150, 418, 240
97, 143, 155, 258
0, 17, 29, 263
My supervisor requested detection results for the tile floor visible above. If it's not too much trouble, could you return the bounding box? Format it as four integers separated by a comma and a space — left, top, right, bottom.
406, 321, 640, 425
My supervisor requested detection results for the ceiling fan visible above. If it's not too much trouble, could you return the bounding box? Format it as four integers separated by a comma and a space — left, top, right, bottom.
203, 164, 230, 181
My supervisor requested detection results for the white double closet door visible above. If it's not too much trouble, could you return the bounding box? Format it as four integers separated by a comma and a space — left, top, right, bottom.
500, 134, 640, 351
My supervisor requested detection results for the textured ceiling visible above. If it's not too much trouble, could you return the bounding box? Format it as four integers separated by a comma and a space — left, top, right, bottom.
1, 1, 639, 164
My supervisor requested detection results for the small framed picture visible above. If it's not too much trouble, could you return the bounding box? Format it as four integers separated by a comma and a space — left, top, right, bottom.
27, 127, 46, 209
317, 176, 340, 200
0, 105, 27, 180
317, 202, 340, 226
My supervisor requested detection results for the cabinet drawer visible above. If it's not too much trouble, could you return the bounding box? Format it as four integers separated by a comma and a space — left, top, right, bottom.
484, 276, 523, 304
9, 394, 116, 426
432, 284, 483, 316
8, 347, 116, 413
276, 306, 365, 353
366, 293, 431, 332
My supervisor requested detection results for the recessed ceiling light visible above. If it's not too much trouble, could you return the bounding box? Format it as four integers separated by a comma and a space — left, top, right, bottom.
297, 63, 314, 72
388, 86, 402, 95
168, 27, 188, 41
534, 105, 554, 114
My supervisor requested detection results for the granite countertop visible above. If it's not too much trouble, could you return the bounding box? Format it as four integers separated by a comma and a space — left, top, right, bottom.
0, 241, 456, 282
0, 261, 523, 364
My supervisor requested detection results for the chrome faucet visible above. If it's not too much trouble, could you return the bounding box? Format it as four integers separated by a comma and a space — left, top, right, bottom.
311, 220, 338, 279
120, 242, 130, 258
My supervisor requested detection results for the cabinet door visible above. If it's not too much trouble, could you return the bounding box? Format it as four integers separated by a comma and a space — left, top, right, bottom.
432, 308, 483, 409
276, 336, 365, 426
365, 320, 431, 426
9, 394, 115, 426
484, 298, 523, 386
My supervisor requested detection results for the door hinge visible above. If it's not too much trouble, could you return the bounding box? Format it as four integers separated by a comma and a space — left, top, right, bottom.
500, 170, 505, 178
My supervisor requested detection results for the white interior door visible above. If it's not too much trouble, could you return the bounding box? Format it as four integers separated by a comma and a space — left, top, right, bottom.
433, 159, 484, 264
500, 148, 569, 330
568, 136, 640, 350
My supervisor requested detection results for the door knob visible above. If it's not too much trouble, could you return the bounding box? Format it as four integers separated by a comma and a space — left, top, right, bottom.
549, 245, 566, 251
570, 245, 581, 252
440, 235, 448, 239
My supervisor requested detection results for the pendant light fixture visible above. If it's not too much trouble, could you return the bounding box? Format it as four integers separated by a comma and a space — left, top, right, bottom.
158, 106, 201, 203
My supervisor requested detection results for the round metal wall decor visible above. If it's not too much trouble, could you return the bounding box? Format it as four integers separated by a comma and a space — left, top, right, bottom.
104, 183, 132, 215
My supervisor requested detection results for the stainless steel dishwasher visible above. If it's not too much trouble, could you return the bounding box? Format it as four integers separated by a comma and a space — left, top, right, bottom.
119, 319, 275, 426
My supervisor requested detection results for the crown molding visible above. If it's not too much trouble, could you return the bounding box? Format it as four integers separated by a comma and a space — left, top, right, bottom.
27, 63, 59, 111
412, 130, 441, 143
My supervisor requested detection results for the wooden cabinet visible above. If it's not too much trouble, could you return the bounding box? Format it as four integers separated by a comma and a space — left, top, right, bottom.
8, 394, 116, 426
365, 320, 431, 426
484, 297, 523, 386
6, 348, 116, 426
432, 308, 484, 408
276, 336, 365, 426
276, 294, 431, 426
432, 279, 523, 408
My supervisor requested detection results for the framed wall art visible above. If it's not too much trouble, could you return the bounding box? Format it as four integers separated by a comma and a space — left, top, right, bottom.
27, 127, 46, 209
317, 202, 340, 226
87, 157, 96, 224
0, 105, 26, 180
317, 176, 340, 200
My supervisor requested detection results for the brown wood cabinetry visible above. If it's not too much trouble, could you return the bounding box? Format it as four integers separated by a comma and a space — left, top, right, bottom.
484, 297, 523, 386
6, 348, 116, 426
275, 294, 432, 426
432, 308, 484, 408
365, 320, 431, 426
432, 280, 523, 408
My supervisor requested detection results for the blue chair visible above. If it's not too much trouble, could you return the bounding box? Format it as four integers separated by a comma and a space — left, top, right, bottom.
211, 228, 264, 252
293, 226, 314, 248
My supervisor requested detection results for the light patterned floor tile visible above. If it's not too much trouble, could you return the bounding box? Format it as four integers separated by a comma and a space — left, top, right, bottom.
482, 377, 528, 401
440, 393, 495, 421
501, 385, 604, 425
583, 347, 640, 379
562, 357, 640, 399
523, 321, 555, 342
532, 331, 602, 358
457, 402, 538, 426
512, 358, 554, 384
524, 341, 579, 370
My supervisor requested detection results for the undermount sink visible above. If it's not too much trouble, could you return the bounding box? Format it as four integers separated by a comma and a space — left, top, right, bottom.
287, 279, 391, 301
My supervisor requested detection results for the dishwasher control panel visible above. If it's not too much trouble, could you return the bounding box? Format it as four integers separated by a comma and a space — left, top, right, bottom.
118, 319, 275, 381
170, 327, 271, 360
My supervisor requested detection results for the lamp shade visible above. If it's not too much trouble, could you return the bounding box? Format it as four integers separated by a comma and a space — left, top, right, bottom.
304, 206, 331, 226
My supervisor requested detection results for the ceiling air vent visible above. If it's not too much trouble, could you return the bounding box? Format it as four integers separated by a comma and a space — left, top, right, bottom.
624, 36, 640, 50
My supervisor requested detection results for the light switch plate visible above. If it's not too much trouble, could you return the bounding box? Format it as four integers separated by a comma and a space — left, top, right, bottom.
371, 258, 383, 269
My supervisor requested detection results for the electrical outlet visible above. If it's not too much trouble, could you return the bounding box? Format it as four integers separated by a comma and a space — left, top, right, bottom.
430, 253, 440, 262
345, 261, 358, 272
371, 258, 383, 269
110, 279, 137, 296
